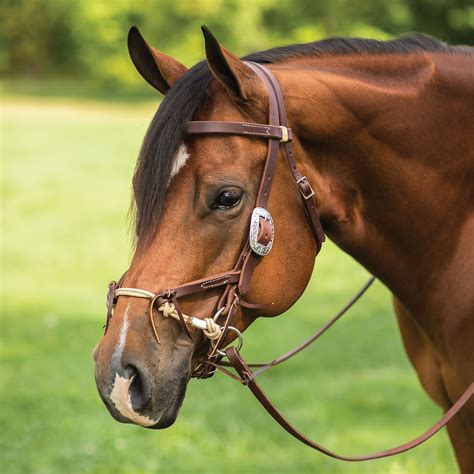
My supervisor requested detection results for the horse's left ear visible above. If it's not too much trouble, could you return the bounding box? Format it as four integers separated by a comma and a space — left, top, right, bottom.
201, 25, 263, 102
128, 26, 188, 94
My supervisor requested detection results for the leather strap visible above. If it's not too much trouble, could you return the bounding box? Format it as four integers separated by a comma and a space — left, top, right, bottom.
247, 62, 325, 248
237, 62, 282, 295
226, 346, 474, 461
187, 121, 293, 141
257, 217, 273, 247
151, 270, 241, 301
219, 276, 376, 373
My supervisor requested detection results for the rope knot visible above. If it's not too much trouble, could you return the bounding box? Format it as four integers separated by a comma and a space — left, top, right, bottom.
203, 318, 222, 340
157, 303, 222, 340
158, 301, 177, 319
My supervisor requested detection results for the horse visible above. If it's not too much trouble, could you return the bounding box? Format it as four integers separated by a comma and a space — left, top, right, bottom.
93, 26, 474, 471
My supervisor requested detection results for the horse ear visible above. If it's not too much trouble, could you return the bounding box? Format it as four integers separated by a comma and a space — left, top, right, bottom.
127, 26, 187, 94
201, 25, 263, 102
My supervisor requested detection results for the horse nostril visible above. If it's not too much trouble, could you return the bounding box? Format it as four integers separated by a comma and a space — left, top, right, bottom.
121, 365, 137, 379
124, 365, 149, 410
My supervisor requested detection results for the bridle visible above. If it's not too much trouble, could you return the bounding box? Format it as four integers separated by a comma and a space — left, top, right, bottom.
104, 61, 473, 461
105, 60, 325, 377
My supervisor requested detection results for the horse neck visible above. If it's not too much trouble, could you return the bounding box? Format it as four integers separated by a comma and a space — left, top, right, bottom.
279, 53, 474, 327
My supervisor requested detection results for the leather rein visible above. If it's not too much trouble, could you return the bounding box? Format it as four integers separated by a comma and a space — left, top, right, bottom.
104, 61, 473, 461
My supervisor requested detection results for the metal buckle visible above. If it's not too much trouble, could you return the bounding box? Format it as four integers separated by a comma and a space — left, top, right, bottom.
296, 176, 315, 200
249, 207, 274, 256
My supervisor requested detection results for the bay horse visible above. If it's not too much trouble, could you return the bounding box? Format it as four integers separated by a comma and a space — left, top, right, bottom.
93, 26, 474, 471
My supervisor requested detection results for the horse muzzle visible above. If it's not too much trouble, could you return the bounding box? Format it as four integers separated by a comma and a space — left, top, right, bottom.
94, 327, 194, 429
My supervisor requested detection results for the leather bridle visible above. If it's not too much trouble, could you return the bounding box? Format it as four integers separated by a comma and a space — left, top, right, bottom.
104, 61, 473, 461
106, 61, 325, 376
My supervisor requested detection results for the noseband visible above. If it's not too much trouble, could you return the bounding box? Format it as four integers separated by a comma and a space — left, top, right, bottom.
104, 61, 473, 459
106, 61, 325, 377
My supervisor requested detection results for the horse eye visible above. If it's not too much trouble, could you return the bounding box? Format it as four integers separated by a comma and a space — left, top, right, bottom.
213, 189, 242, 210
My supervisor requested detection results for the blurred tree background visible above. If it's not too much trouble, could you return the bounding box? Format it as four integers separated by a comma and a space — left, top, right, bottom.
1, 0, 473, 94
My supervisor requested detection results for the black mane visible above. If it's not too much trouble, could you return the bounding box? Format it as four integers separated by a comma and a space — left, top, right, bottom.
132, 33, 470, 238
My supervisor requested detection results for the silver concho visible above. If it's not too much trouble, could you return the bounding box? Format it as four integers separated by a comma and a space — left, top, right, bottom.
249, 207, 274, 256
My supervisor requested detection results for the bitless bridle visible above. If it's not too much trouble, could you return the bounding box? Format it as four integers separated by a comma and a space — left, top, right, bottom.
106, 61, 325, 376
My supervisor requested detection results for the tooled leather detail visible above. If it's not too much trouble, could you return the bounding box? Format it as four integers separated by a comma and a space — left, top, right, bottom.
242, 123, 271, 136
201, 274, 234, 289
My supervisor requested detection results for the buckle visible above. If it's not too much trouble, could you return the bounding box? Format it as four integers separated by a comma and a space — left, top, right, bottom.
249, 207, 274, 256
296, 176, 315, 200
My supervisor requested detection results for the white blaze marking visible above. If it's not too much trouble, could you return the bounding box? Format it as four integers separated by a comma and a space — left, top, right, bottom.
110, 373, 158, 427
112, 306, 129, 362
170, 143, 189, 180
109, 307, 159, 427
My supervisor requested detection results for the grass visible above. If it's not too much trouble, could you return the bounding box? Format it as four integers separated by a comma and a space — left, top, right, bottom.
1, 88, 457, 473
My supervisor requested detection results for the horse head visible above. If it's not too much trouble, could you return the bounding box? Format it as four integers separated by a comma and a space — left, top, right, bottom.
93, 26, 320, 428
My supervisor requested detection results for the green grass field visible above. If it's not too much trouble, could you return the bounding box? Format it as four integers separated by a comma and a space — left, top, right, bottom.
1, 90, 457, 473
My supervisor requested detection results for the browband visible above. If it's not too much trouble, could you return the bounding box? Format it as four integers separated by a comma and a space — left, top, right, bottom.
187, 121, 293, 142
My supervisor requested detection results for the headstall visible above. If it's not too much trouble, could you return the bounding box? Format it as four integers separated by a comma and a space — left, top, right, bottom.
105, 61, 325, 377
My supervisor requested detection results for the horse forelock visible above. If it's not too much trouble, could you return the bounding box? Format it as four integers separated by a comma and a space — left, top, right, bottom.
132, 60, 213, 241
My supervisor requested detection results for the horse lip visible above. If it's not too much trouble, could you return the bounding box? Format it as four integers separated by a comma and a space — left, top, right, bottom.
148, 367, 190, 429
145, 392, 183, 429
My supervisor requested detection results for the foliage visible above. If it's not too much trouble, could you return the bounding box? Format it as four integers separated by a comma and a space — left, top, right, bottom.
1, 94, 457, 473
1, 0, 473, 90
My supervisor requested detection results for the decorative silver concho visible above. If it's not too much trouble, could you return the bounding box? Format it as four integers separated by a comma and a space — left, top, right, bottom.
249, 207, 274, 256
